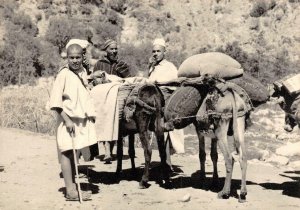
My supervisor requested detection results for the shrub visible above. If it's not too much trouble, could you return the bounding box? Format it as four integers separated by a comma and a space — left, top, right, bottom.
91, 11, 123, 43
78, 4, 93, 15
131, 9, 177, 38
289, 0, 300, 3
37, 0, 53, 10
250, 1, 268, 17
108, 0, 127, 14
0, 32, 41, 86
119, 41, 153, 76
80, 0, 102, 6
36, 41, 62, 77
45, 17, 72, 53
107, 9, 124, 25
35, 13, 42, 21
10, 12, 39, 36
45, 17, 94, 53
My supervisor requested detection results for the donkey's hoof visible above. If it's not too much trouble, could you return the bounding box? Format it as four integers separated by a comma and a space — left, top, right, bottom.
130, 168, 137, 176
217, 191, 230, 199
211, 178, 219, 188
199, 171, 206, 180
139, 180, 150, 189
238, 192, 247, 203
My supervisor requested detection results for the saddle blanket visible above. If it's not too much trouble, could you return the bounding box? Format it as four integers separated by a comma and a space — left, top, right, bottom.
91, 82, 121, 141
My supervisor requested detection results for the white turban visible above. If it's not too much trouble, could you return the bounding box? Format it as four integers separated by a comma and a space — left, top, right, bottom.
153, 38, 166, 48
66, 39, 90, 50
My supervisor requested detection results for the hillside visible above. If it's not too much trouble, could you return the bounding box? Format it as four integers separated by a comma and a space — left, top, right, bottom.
0, 0, 299, 86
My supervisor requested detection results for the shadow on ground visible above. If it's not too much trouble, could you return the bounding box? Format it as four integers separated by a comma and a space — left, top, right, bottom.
259, 170, 300, 198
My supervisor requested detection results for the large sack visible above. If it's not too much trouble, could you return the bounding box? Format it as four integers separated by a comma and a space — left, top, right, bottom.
164, 86, 202, 129
178, 52, 243, 79
229, 73, 269, 105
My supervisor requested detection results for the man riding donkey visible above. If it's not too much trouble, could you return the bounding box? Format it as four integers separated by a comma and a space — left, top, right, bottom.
147, 38, 185, 170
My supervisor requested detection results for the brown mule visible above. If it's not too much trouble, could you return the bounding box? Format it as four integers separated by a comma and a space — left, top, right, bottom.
115, 84, 168, 189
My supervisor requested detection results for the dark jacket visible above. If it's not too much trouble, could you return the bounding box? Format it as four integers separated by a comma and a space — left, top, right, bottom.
93, 57, 131, 78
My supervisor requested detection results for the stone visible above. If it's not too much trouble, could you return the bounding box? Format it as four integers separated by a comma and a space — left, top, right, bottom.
288, 161, 300, 169
180, 193, 191, 202
276, 142, 300, 157
258, 150, 270, 161
266, 154, 289, 165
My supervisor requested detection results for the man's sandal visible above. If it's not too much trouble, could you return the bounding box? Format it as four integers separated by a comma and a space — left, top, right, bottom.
66, 190, 92, 201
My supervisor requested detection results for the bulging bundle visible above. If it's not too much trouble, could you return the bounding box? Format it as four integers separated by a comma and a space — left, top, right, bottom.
164, 86, 202, 128
229, 72, 269, 104
178, 52, 243, 80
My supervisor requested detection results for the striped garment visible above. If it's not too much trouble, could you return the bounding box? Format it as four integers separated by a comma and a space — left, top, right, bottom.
93, 57, 131, 78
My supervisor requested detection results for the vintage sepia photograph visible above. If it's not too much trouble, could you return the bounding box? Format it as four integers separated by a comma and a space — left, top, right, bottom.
0, 0, 299, 209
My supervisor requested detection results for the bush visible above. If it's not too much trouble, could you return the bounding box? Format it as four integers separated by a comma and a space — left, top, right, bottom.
250, 1, 268, 17
91, 12, 123, 43
131, 9, 177, 38
45, 17, 94, 53
0, 32, 41, 86
119, 41, 153, 76
107, 9, 124, 25
37, 0, 53, 10
108, 0, 127, 14
10, 12, 39, 36
36, 41, 62, 77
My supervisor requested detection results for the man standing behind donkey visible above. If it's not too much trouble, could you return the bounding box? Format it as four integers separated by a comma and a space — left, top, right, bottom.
93, 39, 131, 163
148, 38, 185, 169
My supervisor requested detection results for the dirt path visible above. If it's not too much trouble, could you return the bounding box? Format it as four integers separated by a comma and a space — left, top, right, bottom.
0, 127, 299, 210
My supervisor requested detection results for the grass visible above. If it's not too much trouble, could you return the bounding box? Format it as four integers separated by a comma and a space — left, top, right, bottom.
0, 81, 57, 135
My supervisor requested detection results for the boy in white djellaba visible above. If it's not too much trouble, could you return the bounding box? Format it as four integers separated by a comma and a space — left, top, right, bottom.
49, 42, 97, 201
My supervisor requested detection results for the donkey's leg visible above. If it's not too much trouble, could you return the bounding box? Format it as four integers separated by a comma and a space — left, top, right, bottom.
210, 137, 219, 187
137, 115, 152, 189
156, 126, 169, 182
215, 119, 233, 199
236, 117, 247, 203
128, 134, 136, 174
194, 123, 206, 179
116, 133, 123, 177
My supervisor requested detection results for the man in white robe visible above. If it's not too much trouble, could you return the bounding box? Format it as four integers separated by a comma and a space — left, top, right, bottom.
148, 38, 185, 168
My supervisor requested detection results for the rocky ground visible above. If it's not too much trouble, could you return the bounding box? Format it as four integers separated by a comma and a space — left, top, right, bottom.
0, 102, 300, 210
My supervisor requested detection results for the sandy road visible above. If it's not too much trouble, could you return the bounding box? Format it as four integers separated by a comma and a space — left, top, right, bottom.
0, 127, 299, 210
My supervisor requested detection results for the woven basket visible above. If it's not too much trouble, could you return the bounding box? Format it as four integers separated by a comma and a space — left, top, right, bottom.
164, 86, 203, 128
117, 84, 135, 119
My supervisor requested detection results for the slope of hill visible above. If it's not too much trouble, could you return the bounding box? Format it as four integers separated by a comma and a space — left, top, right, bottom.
0, 0, 299, 86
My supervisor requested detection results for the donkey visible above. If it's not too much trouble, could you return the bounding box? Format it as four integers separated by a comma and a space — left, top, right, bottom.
90, 71, 168, 189
270, 82, 300, 132
161, 76, 253, 202
115, 83, 169, 189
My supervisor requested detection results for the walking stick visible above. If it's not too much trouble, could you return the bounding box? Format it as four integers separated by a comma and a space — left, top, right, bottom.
71, 132, 83, 203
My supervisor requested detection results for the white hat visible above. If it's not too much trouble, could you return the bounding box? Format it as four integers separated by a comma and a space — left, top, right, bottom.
66, 39, 89, 50
153, 38, 166, 47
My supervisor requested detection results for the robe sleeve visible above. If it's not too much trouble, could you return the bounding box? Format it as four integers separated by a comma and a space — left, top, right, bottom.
49, 69, 66, 110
